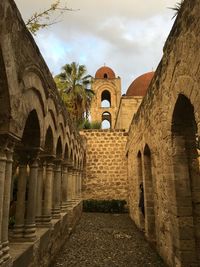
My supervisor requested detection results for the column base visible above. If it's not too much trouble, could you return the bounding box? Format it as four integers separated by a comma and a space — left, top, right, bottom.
71, 198, 79, 205
40, 215, 52, 227
66, 201, 74, 210
2, 241, 10, 262
0, 244, 3, 266
36, 216, 43, 226
24, 224, 36, 241
61, 203, 68, 213
13, 224, 24, 238
52, 208, 61, 219
1, 257, 12, 267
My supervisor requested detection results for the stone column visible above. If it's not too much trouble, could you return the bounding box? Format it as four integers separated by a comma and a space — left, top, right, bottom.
13, 163, 28, 238
2, 147, 14, 262
36, 160, 44, 226
61, 162, 68, 212
75, 168, 80, 200
24, 158, 39, 241
66, 163, 74, 209
71, 167, 77, 203
52, 161, 62, 219
42, 161, 54, 225
78, 167, 83, 199
0, 149, 7, 265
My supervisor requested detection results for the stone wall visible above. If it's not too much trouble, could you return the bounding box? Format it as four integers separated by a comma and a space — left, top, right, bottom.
114, 96, 143, 131
81, 130, 128, 201
126, 1, 200, 266
11, 203, 82, 267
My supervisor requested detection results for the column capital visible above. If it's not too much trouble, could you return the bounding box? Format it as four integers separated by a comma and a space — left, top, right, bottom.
61, 160, 68, 167
53, 158, 63, 166
0, 134, 16, 150
40, 153, 56, 164
65, 160, 74, 168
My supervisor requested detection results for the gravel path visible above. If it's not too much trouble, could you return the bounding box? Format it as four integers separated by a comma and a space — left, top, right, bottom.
51, 213, 166, 267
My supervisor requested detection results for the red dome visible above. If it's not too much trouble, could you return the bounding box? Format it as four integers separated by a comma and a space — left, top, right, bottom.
95, 66, 116, 79
126, 72, 154, 97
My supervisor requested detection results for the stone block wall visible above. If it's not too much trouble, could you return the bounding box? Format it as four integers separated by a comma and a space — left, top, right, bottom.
114, 96, 143, 131
80, 130, 128, 201
126, 1, 200, 266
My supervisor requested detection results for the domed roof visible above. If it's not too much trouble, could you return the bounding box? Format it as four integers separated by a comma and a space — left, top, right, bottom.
126, 72, 154, 97
95, 66, 116, 79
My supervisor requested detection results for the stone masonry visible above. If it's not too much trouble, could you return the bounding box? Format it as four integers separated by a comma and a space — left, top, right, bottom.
81, 130, 128, 201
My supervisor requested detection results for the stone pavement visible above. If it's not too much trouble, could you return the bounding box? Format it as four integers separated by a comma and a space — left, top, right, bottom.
51, 213, 166, 267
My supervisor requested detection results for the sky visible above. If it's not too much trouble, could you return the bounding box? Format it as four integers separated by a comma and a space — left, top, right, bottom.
14, 0, 178, 94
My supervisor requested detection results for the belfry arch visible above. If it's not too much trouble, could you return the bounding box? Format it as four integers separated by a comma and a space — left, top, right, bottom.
101, 90, 111, 108
90, 66, 121, 129
102, 111, 111, 129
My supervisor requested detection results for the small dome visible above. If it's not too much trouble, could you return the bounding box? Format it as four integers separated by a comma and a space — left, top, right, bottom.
126, 72, 154, 97
95, 66, 116, 79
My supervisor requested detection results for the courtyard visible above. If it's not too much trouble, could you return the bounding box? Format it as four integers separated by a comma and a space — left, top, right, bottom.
51, 213, 166, 267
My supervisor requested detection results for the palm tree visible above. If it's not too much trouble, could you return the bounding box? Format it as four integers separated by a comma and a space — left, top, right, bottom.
55, 62, 94, 124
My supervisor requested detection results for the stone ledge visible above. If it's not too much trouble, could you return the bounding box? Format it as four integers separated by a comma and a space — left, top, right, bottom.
9, 201, 82, 267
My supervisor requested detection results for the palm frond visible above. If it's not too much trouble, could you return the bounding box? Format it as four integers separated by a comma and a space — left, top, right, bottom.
168, 0, 184, 19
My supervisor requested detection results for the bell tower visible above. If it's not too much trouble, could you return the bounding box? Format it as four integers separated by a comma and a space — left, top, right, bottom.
90, 66, 121, 129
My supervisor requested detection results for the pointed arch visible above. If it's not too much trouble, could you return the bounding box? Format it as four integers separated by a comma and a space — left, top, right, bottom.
171, 94, 199, 265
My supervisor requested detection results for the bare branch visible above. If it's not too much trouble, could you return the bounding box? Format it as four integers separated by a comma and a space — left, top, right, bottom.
26, 0, 79, 35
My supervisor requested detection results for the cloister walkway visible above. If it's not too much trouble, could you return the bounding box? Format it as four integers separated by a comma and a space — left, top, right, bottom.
51, 213, 166, 267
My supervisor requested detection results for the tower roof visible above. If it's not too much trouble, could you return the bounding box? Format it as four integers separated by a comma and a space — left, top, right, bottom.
95, 66, 116, 79
126, 72, 154, 97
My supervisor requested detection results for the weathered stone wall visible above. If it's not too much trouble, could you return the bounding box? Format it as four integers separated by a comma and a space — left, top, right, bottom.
126, 1, 200, 266
81, 130, 128, 201
114, 96, 143, 131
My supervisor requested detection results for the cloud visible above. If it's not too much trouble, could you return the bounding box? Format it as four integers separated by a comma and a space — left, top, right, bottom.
14, 0, 178, 93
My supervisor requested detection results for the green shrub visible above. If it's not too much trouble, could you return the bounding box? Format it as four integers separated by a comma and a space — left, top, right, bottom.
90, 121, 101, 129
78, 119, 101, 130
83, 199, 127, 213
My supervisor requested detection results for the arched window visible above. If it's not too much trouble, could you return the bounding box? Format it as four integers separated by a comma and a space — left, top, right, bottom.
102, 112, 111, 129
101, 90, 111, 108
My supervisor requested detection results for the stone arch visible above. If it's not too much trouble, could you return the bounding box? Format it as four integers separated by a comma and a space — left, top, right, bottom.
21, 109, 41, 149
97, 84, 117, 108
43, 112, 57, 148
47, 98, 60, 130
101, 90, 111, 107
23, 88, 46, 117
56, 123, 65, 154
12, 109, 41, 242
171, 93, 200, 266
143, 144, 156, 243
69, 136, 75, 164
19, 88, 45, 138
0, 44, 11, 132
102, 111, 111, 129
64, 142, 69, 160
22, 70, 48, 111
56, 136, 63, 159
44, 126, 54, 156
